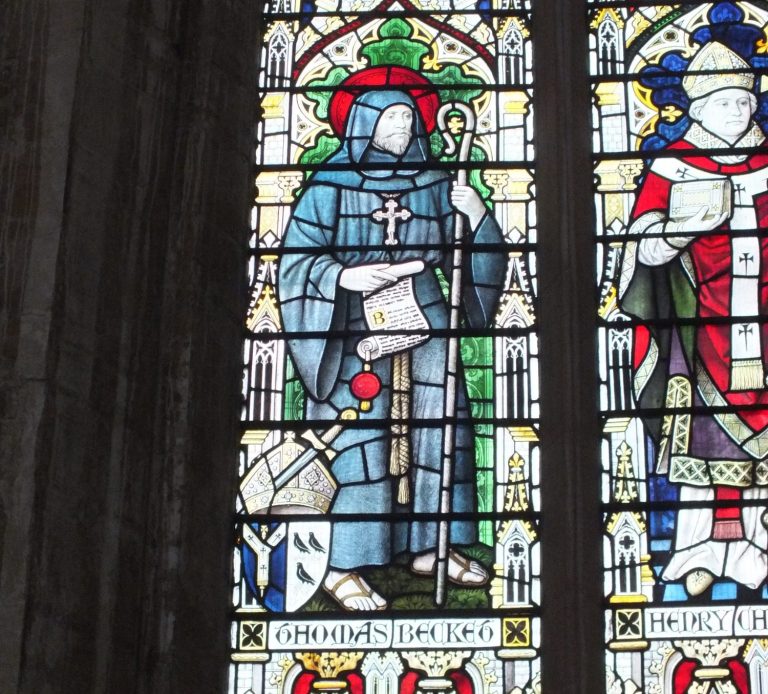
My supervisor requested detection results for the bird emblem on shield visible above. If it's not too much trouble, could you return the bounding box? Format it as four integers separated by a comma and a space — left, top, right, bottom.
239, 421, 347, 611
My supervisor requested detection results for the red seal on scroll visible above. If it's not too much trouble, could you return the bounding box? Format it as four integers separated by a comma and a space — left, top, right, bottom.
350, 371, 382, 401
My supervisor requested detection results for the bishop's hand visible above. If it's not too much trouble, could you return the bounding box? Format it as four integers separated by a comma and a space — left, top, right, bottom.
663, 205, 728, 248
450, 183, 487, 231
339, 263, 398, 292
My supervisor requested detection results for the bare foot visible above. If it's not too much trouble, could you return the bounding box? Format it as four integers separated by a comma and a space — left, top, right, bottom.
685, 569, 714, 596
323, 569, 388, 611
411, 549, 489, 586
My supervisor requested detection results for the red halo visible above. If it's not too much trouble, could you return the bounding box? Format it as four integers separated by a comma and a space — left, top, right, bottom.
329, 66, 440, 136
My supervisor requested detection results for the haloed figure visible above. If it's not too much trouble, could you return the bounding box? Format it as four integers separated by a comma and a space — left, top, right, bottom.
624, 42, 768, 597
278, 89, 505, 610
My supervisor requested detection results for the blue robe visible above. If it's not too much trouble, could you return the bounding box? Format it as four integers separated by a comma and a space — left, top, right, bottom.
278, 91, 505, 569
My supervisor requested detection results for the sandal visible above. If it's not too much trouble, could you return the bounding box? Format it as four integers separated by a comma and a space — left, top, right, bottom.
323, 572, 388, 611
410, 550, 489, 586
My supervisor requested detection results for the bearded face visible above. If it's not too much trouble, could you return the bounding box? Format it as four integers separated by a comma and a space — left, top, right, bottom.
372, 104, 414, 156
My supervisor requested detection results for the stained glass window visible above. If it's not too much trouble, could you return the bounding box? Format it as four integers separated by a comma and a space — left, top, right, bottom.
591, 2, 768, 691
231, 1, 540, 692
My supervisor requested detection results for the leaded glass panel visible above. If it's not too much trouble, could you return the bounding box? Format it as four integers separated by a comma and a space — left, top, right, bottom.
591, 2, 768, 691
231, 1, 540, 692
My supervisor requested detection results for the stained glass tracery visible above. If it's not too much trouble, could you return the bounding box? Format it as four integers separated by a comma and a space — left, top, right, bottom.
591, 2, 768, 691
231, 2, 540, 693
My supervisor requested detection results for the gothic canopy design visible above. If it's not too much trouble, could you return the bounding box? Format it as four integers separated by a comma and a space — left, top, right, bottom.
592, 2, 768, 692
231, 1, 540, 693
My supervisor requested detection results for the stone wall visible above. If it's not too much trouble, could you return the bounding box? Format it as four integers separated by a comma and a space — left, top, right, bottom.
0, 1, 258, 691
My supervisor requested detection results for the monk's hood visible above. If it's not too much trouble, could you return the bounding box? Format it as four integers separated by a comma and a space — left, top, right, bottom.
335, 90, 431, 179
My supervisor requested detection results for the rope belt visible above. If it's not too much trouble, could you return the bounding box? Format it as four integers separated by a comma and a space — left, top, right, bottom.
390, 350, 412, 503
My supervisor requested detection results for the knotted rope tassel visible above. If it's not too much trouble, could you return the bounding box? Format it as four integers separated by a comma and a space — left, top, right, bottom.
390, 351, 412, 504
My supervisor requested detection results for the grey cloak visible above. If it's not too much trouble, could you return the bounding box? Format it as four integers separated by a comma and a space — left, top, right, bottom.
278, 90, 505, 569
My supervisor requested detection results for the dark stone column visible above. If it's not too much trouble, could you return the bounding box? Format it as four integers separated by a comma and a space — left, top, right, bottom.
533, 1, 604, 693
0, 1, 258, 691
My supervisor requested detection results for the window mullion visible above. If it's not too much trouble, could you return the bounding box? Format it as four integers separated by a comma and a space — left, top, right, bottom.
532, 2, 605, 692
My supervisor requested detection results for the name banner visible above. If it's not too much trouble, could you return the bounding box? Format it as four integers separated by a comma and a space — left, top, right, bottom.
614, 605, 768, 640
268, 617, 501, 650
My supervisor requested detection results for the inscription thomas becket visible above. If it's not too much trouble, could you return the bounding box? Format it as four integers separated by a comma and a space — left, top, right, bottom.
268, 618, 502, 650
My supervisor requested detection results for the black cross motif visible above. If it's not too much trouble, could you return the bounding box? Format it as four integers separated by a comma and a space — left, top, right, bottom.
371, 194, 412, 246
734, 183, 746, 203
676, 167, 692, 180
503, 619, 530, 645
616, 611, 641, 637
241, 623, 265, 648
739, 323, 754, 348
619, 535, 635, 551
739, 252, 754, 271
511, 542, 525, 557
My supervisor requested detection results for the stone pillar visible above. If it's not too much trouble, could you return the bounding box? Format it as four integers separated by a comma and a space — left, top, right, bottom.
0, 1, 259, 691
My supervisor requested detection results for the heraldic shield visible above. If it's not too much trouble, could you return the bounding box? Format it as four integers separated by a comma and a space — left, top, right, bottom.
239, 428, 339, 611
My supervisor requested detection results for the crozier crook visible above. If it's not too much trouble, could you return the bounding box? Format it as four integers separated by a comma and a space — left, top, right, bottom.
437, 102, 476, 184
434, 101, 478, 606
